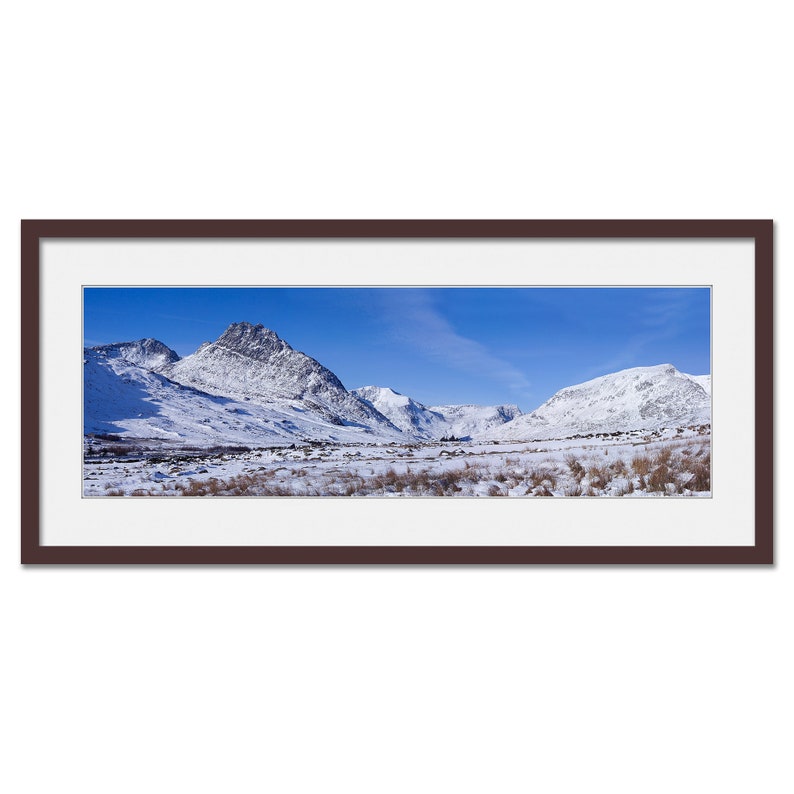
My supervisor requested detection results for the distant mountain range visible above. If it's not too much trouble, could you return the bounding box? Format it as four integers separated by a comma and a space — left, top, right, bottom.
84, 321, 710, 445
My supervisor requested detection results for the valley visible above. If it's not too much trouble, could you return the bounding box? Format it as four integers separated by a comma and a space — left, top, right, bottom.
83, 321, 712, 497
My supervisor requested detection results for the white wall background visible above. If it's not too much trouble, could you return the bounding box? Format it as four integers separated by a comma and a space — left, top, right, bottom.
2, 2, 790, 792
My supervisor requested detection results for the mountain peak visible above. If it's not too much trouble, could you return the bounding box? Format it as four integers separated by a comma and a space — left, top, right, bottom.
90, 338, 180, 372
215, 322, 292, 360
160, 323, 397, 430
352, 385, 446, 437
568, 363, 677, 389
354, 385, 408, 403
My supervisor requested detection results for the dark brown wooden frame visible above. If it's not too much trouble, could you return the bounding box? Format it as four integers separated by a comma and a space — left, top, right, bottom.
21, 220, 774, 564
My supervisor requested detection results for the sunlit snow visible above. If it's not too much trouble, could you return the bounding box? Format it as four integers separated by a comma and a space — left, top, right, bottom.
83, 322, 711, 497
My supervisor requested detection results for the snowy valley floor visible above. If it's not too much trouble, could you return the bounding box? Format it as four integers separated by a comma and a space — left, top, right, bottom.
83, 427, 711, 498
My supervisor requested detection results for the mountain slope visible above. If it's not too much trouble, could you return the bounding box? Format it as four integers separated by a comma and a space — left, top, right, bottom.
162, 322, 397, 430
685, 373, 711, 395
84, 347, 272, 443
351, 386, 448, 438
487, 364, 710, 441
84, 347, 403, 445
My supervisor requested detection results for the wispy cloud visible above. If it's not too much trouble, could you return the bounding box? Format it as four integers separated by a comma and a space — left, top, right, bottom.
640, 291, 700, 329
378, 290, 532, 397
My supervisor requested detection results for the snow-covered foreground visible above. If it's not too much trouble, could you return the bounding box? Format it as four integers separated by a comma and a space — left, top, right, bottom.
84, 426, 711, 498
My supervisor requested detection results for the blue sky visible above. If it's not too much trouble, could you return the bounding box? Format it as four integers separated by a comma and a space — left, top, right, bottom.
83, 287, 710, 410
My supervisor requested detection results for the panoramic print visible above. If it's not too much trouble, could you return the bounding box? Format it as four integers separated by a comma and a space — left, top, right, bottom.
83, 287, 711, 497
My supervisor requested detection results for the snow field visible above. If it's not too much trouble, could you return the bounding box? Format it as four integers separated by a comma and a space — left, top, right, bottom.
83, 429, 711, 498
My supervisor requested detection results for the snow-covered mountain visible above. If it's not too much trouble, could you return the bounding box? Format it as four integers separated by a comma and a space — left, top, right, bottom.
429, 403, 523, 440
84, 345, 404, 445
685, 373, 711, 396
85, 347, 271, 443
161, 322, 396, 430
487, 364, 711, 441
91, 338, 180, 372
351, 386, 448, 438
352, 387, 523, 440
84, 323, 711, 447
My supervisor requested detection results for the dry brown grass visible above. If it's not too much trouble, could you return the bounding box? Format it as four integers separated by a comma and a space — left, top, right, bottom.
175, 477, 225, 496
654, 447, 673, 467
565, 454, 585, 482
169, 462, 499, 497
610, 458, 628, 477
647, 463, 672, 492
342, 477, 365, 496
172, 473, 275, 496
586, 464, 613, 491
631, 455, 652, 476
686, 450, 711, 491
627, 443, 711, 494
352, 465, 480, 496
529, 468, 558, 489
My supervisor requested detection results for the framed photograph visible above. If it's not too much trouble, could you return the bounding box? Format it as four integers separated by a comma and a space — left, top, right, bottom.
21, 220, 773, 564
